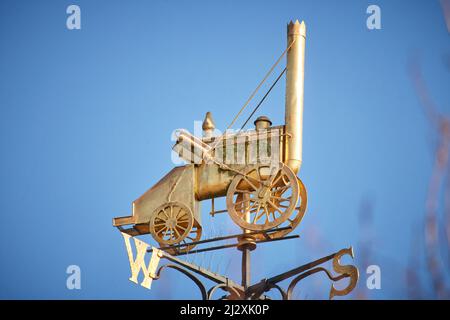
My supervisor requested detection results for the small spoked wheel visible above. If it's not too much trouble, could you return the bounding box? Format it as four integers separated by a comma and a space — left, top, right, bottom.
226, 163, 299, 231
149, 202, 194, 246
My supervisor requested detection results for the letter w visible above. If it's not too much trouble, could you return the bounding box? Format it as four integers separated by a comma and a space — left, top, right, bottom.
121, 233, 160, 289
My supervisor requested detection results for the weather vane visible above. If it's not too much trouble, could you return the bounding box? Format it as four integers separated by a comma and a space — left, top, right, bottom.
113, 20, 359, 300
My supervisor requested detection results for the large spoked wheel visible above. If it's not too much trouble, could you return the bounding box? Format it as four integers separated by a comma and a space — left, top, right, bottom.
226, 163, 299, 231
149, 202, 194, 246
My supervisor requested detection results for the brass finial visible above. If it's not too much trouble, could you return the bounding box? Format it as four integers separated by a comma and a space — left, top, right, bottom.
202, 111, 216, 137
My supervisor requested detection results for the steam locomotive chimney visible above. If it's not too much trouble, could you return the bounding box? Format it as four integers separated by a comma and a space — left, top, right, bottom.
285, 20, 306, 174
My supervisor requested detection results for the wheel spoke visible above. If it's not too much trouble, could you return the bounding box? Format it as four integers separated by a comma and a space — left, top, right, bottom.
175, 207, 183, 219
154, 226, 166, 234
235, 189, 253, 194
267, 200, 283, 214
252, 204, 262, 223
271, 171, 284, 186
264, 206, 270, 224
161, 208, 169, 219
271, 195, 291, 202
166, 227, 173, 239
243, 176, 259, 191
153, 222, 166, 227
234, 198, 255, 207
173, 227, 181, 239
157, 226, 167, 235
244, 201, 258, 212
255, 210, 265, 223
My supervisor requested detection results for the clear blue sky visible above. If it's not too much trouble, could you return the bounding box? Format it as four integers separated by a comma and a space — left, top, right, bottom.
0, 0, 449, 299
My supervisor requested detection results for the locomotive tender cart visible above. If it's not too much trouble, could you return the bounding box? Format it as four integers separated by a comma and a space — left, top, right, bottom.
113, 21, 308, 253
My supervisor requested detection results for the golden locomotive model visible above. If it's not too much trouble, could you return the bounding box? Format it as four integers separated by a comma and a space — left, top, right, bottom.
113, 21, 308, 253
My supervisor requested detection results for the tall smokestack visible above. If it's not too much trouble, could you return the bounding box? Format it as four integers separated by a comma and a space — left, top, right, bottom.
285, 20, 306, 174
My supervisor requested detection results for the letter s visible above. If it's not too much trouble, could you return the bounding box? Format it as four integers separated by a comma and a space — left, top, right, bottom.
329, 247, 359, 299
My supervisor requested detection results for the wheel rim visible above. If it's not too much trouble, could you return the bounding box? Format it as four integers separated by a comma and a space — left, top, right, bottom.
226, 163, 299, 231
150, 202, 194, 246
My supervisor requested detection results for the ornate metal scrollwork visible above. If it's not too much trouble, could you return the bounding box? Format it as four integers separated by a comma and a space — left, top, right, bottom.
286, 267, 346, 299
155, 264, 208, 300
246, 247, 359, 300
264, 283, 288, 300
119, 230, 358, 300
207, 283, 242, 300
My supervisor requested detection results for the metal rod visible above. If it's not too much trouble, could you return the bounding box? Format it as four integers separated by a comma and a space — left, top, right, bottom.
151, 226, 293, 251
241, 247, 250, 290
175, 242, 241, 255
248, 250, 338, 293
240, 68, 287, 130
209, 209, 228, 216
266, 251, 337, 284
241, 193, 252, 293
156, 235, 299, 256
225, 41, 294, 131
203, 38, 297, 159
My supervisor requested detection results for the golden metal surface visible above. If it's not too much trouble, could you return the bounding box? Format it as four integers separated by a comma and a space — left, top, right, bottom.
195, 126, 285, 201
122, 232, 162, 289
226, 163, 299, 231
114, 20, 308, 248
254, 116, 272, 130
149, 202, 194, 246
285, 20, 306, 174
114, 164, 202, 251
121, 232, 358, 300
236, 192, 257, 251
252, 176, 307, 240
202, 111, 216, 138
173, 129, 214, 164
329, 247, 359, 299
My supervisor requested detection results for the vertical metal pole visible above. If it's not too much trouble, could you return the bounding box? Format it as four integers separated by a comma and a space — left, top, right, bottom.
242, 246, 250, 290
241, 193, 251, 296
